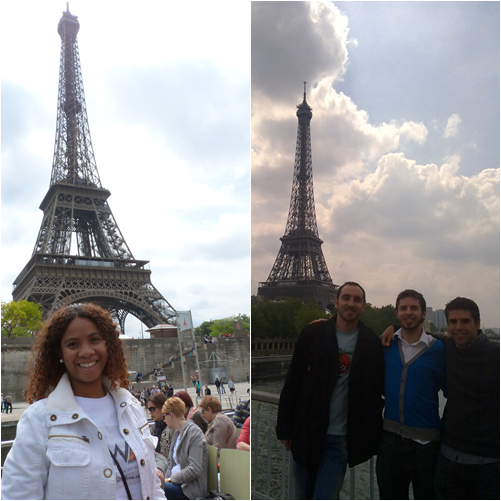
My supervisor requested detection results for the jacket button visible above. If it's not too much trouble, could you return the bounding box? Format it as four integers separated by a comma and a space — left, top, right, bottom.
104, 468, 113, 478
72, 414, 79, 420
140, 459, 145, 467
120, 402, 127, 408
50, 415, 57, 421
98, 432, 103, 440
123, 429, 129, 435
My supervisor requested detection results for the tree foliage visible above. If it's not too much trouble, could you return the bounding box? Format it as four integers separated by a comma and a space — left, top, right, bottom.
359, 303, 397, 334
428, 321, 439, 334
1, 300, 43, 337
194, 320, 214, 338
194, 314, 249, 338
252, 299, 400, 339
251, 298, 329, 339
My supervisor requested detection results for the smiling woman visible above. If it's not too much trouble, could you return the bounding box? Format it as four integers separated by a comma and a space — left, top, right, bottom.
60, 317, 109, 398
1, 303, 167, 500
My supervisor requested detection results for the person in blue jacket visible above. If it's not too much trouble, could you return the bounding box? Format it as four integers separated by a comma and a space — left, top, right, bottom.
377, 290, 446, 500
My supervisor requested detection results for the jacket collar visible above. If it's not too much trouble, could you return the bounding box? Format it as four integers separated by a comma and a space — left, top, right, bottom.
331, 315, 375, 373
329, 314, 371, 338
46, 372, 135, 414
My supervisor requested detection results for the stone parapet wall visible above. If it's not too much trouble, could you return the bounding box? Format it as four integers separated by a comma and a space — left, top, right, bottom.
1, 343, 33, 401
1, 336, 250, 401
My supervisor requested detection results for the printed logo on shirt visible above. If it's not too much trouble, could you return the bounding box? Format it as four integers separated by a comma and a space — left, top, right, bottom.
110, 440, 141, 496
338, 350, 353, 375
110, 442, 136, 463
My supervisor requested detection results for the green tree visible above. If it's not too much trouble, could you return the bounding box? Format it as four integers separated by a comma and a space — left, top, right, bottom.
206, 314, 250, 338
359, 303, 396, 334
1, 300, 43, 337
251, 298, 316, 339
294, 302, 329, 335
194, 320, 214, 338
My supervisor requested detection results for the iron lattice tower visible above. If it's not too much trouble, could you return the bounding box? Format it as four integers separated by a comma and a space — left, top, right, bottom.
12, 6, 176, 331
258, 84, 337, 309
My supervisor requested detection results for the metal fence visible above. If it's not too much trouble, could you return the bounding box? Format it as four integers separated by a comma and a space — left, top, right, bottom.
251, 390, 377, 500
1, 440, 15, 474
193, 390, 244, 410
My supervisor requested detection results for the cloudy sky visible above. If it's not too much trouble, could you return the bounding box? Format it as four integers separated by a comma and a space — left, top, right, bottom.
252, 1, 500, 328
1, 1, 250, 336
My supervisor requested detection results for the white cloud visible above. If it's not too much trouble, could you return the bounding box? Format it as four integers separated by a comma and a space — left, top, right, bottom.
444, 113, 462, 138
252, 0, 500, 327
400, 121, 428, 145
251, 1, 350, 105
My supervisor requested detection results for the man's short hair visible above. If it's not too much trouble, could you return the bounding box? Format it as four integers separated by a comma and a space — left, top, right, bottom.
336, 282, 366, 303
200, 395, 222, 413
445, 297, 480, 324
396, 290, 426, 312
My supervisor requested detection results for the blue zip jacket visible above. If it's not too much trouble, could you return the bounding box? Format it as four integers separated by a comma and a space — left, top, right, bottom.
383, 336, 446, 441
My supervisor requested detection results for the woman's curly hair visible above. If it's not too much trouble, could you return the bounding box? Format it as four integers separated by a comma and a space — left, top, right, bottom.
25, 303, 130, 403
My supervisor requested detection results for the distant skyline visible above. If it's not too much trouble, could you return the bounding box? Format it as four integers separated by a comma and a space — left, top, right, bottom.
1, 1, 250, 336
252, 1, 500, 327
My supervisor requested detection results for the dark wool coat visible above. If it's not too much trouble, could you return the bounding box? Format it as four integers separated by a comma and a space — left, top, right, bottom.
440, 332, 500, 458
276, 316, 384, 472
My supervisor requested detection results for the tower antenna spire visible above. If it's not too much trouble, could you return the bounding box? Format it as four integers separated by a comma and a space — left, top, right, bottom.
303, 81, 307, 101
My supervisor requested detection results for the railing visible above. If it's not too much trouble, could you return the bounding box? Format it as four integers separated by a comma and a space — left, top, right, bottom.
251, 390, 377, 500
1, 440, 15, 474
251, 391, 290, 499
194, 391, 244, 410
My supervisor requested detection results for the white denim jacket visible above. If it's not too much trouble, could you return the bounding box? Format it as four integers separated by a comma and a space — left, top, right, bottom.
1, 373, 166, 500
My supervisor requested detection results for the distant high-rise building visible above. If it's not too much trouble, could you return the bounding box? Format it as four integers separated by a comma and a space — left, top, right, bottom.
436, 309, 447, 329
426, 307, 447, 330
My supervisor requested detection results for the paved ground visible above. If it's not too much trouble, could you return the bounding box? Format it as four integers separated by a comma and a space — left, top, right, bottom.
1, 379, 250, 425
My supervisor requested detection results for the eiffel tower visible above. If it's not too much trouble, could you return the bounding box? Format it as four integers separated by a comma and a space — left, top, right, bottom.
12, 6, 176, 332
258, 84, 338, 309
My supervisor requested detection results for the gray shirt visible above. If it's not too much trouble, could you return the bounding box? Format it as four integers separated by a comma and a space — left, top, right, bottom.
327, 327, 359, 435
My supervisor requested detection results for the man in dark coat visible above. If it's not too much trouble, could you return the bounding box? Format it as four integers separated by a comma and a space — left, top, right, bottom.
434, 297, 499, 500
276, 282, 384, 499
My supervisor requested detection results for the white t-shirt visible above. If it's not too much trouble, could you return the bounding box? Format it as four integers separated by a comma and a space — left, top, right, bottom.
171, 433, 182, 477
75, 392, 142, 500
